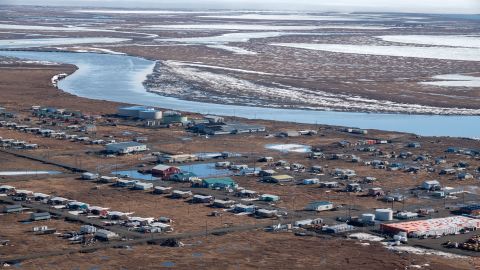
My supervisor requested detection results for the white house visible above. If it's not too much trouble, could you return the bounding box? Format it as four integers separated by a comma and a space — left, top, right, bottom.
421, 180, 441, 190
305, 201, 333, 211
105, 142, 147, 154
134, 182, 153, 190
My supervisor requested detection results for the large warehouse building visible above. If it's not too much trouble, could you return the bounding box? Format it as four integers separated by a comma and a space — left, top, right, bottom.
381, 216, 480, 237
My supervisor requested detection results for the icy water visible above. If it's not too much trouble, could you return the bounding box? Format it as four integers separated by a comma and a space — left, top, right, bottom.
0, 50, 479, 137
180, 163, 233, 178
0, 170, 62, 176
0, 37, 130, 49
112, 170, 158, 180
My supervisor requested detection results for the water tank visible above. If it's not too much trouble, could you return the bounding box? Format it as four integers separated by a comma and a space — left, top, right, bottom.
375, 208, 393, 221
139, 109, 162, 120
361, 213, 375, 222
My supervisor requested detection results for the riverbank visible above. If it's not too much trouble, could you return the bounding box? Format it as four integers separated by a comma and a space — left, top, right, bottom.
1, 50, 479, 137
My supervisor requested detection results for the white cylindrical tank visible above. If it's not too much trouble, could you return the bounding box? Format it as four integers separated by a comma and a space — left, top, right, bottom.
375, 208, 393, 221
139, 109, 162, 120
361, 213, 375, 222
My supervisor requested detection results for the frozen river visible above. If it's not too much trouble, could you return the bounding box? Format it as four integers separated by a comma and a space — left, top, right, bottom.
0, 50, 478, 138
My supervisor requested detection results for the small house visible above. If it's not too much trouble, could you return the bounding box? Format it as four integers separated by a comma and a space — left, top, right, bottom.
421, 180, 441, 190
319, 182, 339, 188
302, 178, 319, 185
3, 204, 23, 213
212, 199, 236, 208
260, 194, 280, 202
323, 223, 355, 234
0, 185, 15, 193
368, 187, 384, 197
396, 212, 419, 220
153, 186, 172, 195
346, 183, 362, 192
67, 201, 89, 210
33, 193, 50, 201
95, 229, 119, 241
202, 177, 237, 189
258, 156, 274, 162
236, 189, 257, 198
134, 182, 154, 190
383, 193, 405, 202
258, 169, 276, 177
262, 175, 294, 183
310, 166, 323, 173
170, 172, 197, 182
192, 194, 214, 203
458, 173, 473, 180
305, 201, 333, 211
408, 142, 421, 148
233, 204, 256, 213
48, 197, 69, 205
80, 225, 97, 234
81, 172, 99, 180
115, 179, 138, 188
30, 212, 51, 221
256, 209, 278, 218
151, 164, 181, 179
105, 141, 147, 154
88, 206, 109, 216
171, 190, 192, 199
440, 168, 456, 175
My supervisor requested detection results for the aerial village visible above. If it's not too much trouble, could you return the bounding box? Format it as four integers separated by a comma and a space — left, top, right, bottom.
0, 102, 479, 266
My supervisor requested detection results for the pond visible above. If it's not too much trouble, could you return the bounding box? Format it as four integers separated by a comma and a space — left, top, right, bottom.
180, 163, 233, 178
111, 170, 158, 180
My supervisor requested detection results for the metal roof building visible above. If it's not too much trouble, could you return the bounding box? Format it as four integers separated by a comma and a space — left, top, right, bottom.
381, 216, 480, 237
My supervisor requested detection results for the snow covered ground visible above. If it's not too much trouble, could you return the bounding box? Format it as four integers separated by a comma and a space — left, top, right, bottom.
157, 32, 340, 54
348, 233, 385, 242
0, 38, 131, 49
265, 144, 312, 153
144, 24, 391, 31
383, 243, 466, 259
420, 74, 480, 87
55, 46, 126, 55
0, 23, 109, 32
271, 43, 480, 61
199, 14, 363, 21
145, 60, 480, 115
378, 35, 480, 48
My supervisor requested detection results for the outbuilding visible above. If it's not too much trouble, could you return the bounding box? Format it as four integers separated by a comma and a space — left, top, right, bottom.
3, 204, 23, 213
95, 229, 119, 241
262, 175, 294, 183
305, 201, 333, 211
30, 212, 51, 221
260, 194, 280, 202
105, 141, 147, 154
134, 182, 154, 190
212, 199, 236, 208
192, 194, 214, 203
202, 177, 237, 189
152, 164, 181, 179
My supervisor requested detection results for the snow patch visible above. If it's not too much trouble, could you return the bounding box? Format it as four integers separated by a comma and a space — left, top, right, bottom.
378, 35, 480, 49
265, 144, 312, 153
348, 233, 385, 242
271, 43, 480, 61
420, 74, 480, 87
383, 243, 466, 259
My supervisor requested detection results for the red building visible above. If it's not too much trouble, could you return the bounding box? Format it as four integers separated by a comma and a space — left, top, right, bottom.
151, 164, 181, 179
